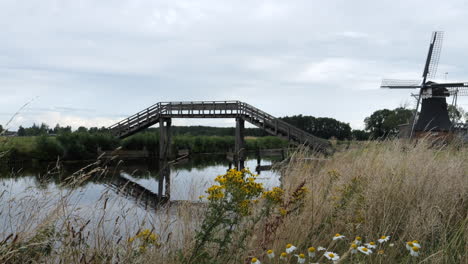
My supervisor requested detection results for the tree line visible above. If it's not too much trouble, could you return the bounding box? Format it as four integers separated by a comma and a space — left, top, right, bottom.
2, 104, 466, 162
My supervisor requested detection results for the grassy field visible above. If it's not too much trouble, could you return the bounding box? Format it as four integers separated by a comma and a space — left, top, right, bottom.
0, 139, 466, 263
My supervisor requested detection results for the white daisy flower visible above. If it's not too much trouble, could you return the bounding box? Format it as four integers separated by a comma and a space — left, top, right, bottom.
296, 253, 306, 264
353, 236, 362, 245
365, 242, 377, 249
267, 249, 275, 259
350, 243, 358, 254
308, 247, 316, 258
324, 251, 340, 261
286, 244, 297, 254
279, 252, 287, 261
317, 246, 326, 251
332, 233, 345, 240
378, 235, 390, 243
389, 243, 395, 247
406, 241, 421, 251
410, 246, 420, 257
412, 240, 421, 248
251, 257, 261, 264
406, 241, 414, 250
357, 246, 372, 255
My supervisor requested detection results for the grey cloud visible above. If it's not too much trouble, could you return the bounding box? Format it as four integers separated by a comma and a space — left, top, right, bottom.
0, 0, 467, 130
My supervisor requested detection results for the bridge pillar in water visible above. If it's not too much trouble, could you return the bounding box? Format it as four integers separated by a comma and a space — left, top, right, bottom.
235, 117, 245, 170
159, 118, 171, 200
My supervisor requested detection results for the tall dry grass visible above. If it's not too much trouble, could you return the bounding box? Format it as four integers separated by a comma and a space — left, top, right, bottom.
0, 139, 466, 263
255, 139, 467, 263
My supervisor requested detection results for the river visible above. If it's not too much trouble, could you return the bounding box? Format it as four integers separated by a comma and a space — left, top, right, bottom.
0, 154, 281, 243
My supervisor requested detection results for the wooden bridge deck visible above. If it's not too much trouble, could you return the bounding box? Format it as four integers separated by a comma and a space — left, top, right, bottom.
108, 101, 332, 154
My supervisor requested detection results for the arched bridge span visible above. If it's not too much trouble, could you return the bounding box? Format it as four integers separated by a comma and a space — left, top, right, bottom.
108, 101, 333, 168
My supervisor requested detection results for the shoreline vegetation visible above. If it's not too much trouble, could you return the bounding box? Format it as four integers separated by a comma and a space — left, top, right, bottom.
0, 132, 289, 163
0, 113, 373, 163
0, 139, 466, 263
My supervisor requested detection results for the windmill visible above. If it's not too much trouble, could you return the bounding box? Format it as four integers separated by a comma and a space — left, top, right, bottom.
381, 31, 468, 138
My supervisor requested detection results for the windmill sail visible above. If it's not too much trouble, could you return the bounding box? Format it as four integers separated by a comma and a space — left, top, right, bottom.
422, 31, 444, 81
429, 82, 468, 96
380, 79, 422, 89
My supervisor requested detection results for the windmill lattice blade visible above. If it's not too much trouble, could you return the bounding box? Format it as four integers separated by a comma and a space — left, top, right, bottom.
427, 31, 444, 80
380, 79, 421, 89
446, 87, 468, 96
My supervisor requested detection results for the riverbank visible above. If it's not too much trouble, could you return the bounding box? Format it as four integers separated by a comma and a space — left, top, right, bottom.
0, 133, 288, 163
0, 140, 465, 263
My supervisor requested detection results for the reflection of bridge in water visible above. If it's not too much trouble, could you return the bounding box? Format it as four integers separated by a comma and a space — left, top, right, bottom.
105, 173, 169, 210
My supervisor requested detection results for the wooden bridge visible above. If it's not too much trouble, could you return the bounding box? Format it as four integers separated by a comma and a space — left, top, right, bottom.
108, 101, 332, 168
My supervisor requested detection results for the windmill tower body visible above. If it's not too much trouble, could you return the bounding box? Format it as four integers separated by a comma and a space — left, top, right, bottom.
415, 87, 451, 132
380, 31, 468, 139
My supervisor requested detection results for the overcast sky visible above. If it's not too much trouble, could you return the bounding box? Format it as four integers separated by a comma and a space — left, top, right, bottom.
1, 0, 468, 130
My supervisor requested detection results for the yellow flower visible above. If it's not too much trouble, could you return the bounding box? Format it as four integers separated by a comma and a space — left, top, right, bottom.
308, 247, 316, 257
263, 187, 284, 203
279, 208, 287, 216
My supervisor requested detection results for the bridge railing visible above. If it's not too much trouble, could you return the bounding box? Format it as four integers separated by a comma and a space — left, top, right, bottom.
109, 102, 162, 131
108, 101, 331, 151
159, 101, 241, 116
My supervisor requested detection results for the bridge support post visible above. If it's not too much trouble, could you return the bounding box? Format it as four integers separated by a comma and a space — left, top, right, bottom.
235, 117, 245, 170
159, 118, 172, 200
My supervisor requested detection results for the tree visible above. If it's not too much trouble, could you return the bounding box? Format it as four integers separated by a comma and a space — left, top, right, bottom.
77, 126, 88, 133
53, 124, 72, 134
17, 126, 25, 136
364, 107, 413, 139
0, 124, 3, 133
351, 129, 370, 141
448, 105, 466, 123
281, 115, 352, 140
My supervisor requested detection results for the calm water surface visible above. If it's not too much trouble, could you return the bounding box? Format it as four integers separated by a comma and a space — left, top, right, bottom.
0, 155, 281, 240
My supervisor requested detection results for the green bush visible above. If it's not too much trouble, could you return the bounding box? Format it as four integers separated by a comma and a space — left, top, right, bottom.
35, 135, 64, 161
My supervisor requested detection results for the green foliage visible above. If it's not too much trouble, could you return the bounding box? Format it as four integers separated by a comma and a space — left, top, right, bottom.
246, 136, 288, 149
17, 123, 49, 136
448, 105, 466, 123
148, 126, 267, 137
351, 129, 370, 141
56, 132, 119, 160
35, 135, 64, 160
281, 115, 352, 140
364, 107, 413, 138
187, 169, 269, 264
122, 132, 159, 151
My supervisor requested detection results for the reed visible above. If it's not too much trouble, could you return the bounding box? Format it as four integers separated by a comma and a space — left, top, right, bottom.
0, 139, 466, 263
